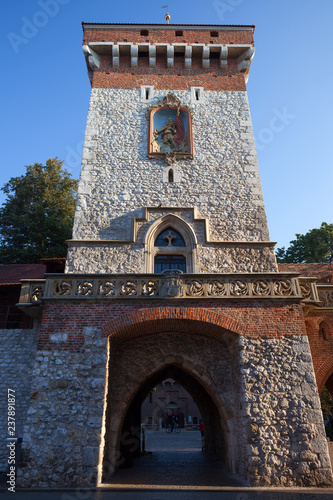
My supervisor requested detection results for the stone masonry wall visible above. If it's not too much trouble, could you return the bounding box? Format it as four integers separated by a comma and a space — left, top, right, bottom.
15, 319, 333, 487
17, 327, 107, 488
239, 335, 332, 486
67, 88, 276, 273
0, 325, 39, 472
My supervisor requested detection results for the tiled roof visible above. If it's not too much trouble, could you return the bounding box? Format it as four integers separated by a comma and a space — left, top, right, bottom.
0, 264, 46, 285
82, 22, 255, 28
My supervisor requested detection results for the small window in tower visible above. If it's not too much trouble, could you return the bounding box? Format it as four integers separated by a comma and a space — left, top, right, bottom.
140, 29, 149, 36
141, 85, 154, 102
191, 86, 204, 104
175, 30, 183, 36
168, 169, 174, 183
210, 31, 218, 37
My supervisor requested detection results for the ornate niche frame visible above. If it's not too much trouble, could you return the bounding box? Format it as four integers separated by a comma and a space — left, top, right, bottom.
147, 93, 194, 161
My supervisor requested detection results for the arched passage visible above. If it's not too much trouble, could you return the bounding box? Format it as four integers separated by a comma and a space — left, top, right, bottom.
319, 358, 333, 396
100, 320, 243, 484
117, 365, 226, 471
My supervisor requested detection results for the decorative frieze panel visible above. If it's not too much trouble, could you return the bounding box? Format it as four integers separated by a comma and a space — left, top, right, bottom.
19, 273, 306, 303
317, 285, 333, 308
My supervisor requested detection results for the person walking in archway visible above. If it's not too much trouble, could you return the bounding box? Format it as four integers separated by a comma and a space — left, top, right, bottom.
199, 418, 205, 451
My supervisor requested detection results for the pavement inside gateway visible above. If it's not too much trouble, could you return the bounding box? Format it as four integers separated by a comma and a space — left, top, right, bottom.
106, 429, 243, 487
3, 430, 333, 499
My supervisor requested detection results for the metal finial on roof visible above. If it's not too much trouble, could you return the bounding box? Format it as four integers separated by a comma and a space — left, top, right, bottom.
162, 5, 170, 24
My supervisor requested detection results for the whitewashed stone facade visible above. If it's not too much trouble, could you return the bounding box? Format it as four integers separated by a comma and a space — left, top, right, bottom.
67, 88, 277, 274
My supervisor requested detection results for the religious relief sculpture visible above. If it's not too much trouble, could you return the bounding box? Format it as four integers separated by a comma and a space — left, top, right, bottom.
147, 93, 193, 160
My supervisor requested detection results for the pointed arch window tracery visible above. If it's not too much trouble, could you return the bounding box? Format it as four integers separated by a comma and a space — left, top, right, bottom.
144, 216, 197, 274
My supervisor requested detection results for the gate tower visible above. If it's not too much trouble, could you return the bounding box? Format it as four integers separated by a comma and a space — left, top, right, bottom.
16, 22, 333, 488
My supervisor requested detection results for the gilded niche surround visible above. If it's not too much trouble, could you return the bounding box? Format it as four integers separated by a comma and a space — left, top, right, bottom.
147, 93, 194, 159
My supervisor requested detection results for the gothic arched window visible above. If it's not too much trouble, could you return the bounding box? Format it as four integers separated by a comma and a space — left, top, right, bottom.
144, 215, 198, 273
154, 228, 186, 273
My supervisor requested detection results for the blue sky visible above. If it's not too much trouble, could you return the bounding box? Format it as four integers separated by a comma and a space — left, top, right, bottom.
2, 0, 332, 250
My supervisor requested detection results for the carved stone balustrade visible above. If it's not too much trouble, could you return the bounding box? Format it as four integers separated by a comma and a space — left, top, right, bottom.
317, 284, 333, 308
298, 277, 321, 303
19, 272, 307, 304
20, 280, 45, 303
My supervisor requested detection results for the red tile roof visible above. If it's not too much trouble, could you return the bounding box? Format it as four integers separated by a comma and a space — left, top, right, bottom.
0, 264, 46, 285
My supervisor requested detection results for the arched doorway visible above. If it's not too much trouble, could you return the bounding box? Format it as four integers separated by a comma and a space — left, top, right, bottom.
116, 364, 226, 472
100, 319, 243, 484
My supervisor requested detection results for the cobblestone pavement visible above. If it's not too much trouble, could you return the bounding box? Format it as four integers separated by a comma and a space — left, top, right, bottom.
3, 431, 333, 499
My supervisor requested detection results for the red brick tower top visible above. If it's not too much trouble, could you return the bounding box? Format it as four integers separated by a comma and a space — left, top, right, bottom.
82, 23, 255, 91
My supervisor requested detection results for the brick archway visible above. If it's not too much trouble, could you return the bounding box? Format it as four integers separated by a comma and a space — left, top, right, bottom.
102, 306, 246, 343
317, 357, 333, 394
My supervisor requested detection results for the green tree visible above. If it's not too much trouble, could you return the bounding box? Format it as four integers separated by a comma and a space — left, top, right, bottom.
276, 223, 333, 263
0, 158, 78, 264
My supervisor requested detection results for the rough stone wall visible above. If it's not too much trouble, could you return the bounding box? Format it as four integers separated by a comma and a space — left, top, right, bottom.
17, 327, 107, 488
277, 263, 333, 393
16, 323, 333, 487
66, 241, 276, 275
239, 335, 332, 486
67, 88, 276, 274
0, 325, 39, 472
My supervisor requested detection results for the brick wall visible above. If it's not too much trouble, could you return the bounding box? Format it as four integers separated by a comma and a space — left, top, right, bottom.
278, 263, 333, 392
278, 263, 333, 284
38, 300, 306, 351
92, 63, 247, 91
82, 26, 255, 47
83, 25, 254, 91
305, 315, 333, 392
